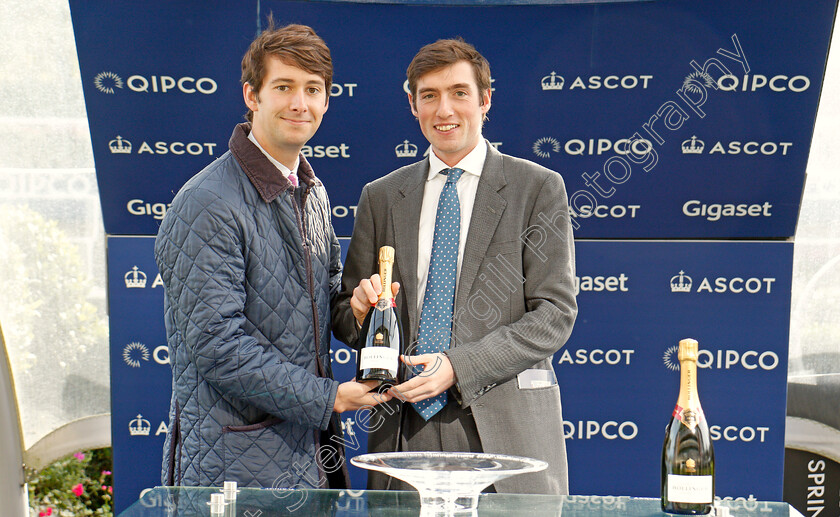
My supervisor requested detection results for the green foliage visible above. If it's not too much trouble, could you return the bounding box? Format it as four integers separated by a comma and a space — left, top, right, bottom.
0, 204, 108, 388
28, 448, 113, 517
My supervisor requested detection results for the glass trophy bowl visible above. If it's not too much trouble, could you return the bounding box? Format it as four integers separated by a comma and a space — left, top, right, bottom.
351, 451, 547, 515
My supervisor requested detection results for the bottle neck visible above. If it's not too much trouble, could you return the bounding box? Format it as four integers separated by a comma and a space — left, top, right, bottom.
678, 358, 700, 410
379, 261, 394, 301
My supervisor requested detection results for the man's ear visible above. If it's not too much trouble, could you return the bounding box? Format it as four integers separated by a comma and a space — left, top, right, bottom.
243, 82, 259, 112
480, 88, 492, 114
408, 93, 418, 117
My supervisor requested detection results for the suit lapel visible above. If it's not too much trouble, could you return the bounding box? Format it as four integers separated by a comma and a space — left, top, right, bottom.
392, 160, 428, 337
456, 143, 507, 312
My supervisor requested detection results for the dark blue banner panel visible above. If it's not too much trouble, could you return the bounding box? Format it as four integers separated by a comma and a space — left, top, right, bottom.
72, 0, 835, 238
107, 237, 792, 512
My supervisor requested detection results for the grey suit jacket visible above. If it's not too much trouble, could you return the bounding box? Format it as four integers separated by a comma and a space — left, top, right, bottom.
332, 141, 578, 494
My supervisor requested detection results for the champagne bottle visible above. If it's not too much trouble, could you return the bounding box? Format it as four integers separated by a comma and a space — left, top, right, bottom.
356, 246, 402, 385
661, 338, 715, 515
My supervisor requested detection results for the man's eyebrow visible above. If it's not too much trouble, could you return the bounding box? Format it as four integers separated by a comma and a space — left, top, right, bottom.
267, 77, 325, 86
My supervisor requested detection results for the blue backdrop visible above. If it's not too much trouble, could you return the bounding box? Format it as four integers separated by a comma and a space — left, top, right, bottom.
70, 0, 831, 513
108, 237, 792, 512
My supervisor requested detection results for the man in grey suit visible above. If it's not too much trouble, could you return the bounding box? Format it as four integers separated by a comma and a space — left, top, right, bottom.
332, 38, 577, 494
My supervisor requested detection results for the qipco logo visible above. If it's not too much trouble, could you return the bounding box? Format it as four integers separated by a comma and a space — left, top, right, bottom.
94, 71, 218, 95
696, 349, 780, 371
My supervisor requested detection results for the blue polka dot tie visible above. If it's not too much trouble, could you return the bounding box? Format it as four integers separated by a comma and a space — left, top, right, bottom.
413, 167, 464, 420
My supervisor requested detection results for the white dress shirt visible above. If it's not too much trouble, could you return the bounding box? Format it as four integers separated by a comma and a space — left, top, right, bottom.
416, 140, 487, 312
248, 131, 299, 182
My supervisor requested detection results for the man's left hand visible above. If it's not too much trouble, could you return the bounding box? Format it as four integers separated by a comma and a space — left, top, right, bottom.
388, 353, 456, 403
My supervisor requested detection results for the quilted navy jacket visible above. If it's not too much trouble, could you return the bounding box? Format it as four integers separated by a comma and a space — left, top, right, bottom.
155, 123, 348, 489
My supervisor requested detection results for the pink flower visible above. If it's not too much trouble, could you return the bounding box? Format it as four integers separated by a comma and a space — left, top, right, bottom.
38, 509, 53, 517
102, 470, 112, 476
73, 452, 85, 462
72, 483, 84, 497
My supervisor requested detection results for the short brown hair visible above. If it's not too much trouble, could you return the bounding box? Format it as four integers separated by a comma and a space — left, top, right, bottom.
406, 38, 491, 109
241, 20, 333, 122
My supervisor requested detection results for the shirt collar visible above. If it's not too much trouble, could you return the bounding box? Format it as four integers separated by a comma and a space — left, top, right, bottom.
247, 131, 299, 178
427, 138, 487, 181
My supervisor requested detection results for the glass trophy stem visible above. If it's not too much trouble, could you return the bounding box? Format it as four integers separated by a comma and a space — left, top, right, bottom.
418, 488, 480, 516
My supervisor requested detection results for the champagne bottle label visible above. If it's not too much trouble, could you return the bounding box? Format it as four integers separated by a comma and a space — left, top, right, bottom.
667, 474, 713, 503
359, 347, 399, 371
374, 298, 397, 311
672, 404, 705, 430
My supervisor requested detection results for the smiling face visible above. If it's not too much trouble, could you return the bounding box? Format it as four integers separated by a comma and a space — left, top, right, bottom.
409, 60, 491, 167
243, 55, 328, 169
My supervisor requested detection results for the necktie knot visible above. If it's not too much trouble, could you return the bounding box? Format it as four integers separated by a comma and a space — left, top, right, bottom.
441, 167, 464, 184
288, 174, 299, 188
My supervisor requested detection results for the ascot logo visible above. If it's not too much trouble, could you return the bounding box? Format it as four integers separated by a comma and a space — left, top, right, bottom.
557, 348, 634, 366
129, 414, 151, 436
329, 83, 358, 97
109, 136, 217, 156
541, 73, 653, 90
110, 136, 132, 154
541, 72, 564, 90
669, 270, 775, 294
94, 71, 218, 94
681, 137, 793, 156
670, 271, 692, 293
123, 342, 150, 368
395, 140, 418, 158
570, 204, 640, 220
125, 266, 147, 288
533, 137, 561, 158
682, 136, 704, 154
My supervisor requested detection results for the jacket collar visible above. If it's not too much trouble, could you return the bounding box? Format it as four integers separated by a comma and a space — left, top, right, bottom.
228, 122, 320, 203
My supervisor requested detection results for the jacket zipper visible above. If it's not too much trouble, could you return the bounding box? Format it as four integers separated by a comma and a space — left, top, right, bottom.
289, 189, 325, 377
289, 187, 331, 488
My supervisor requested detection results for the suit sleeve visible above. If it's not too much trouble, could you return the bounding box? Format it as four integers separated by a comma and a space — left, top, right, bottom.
331, 184, 377, 348
445, 171, 578, 408
156, 187, 338, 430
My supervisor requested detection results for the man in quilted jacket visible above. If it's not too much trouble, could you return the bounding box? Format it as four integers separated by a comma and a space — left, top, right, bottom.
154, 21, 390, 490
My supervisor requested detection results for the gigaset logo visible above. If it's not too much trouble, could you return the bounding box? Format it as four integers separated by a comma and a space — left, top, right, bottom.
127, 199, 170, 220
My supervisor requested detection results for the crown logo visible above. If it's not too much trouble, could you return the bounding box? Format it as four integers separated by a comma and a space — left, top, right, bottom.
395, 140, 418, 158
109, 136, 132, 154
129, 414, 151, 436
125, 266, 147, 288
541, 72, 564, 91
681, 136, 704, 154
670, 271, 693, 293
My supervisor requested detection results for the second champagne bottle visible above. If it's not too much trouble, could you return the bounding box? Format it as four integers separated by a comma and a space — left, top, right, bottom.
356, 246, 403, 385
